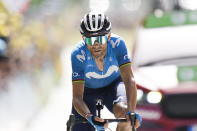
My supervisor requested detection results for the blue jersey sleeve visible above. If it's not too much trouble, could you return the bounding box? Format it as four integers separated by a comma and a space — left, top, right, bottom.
112, 37, 131, 68
71, 50, 85, 83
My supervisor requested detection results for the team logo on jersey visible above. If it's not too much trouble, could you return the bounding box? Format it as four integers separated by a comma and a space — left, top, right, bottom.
124, 54, 129, 60
76, 50, 85, 62
85, 65, 118, 79
72, 72, 79, 77
111, 38, 121, 48
113, 96, 124, 104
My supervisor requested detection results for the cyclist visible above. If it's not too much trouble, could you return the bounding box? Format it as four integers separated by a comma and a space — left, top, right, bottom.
71, 11, 142, 131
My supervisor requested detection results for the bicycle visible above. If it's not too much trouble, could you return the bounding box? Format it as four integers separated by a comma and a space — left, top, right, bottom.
66, 99, 137, 131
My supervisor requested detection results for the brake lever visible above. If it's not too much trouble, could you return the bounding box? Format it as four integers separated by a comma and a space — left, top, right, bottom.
66, 114, 75, 131
128, 112, 136, 131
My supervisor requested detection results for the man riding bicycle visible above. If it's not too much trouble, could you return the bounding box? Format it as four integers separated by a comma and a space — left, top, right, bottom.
71, 11, 142, 131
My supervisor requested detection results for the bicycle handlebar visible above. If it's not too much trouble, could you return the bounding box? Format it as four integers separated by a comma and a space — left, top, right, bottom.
66, 114, 136, 131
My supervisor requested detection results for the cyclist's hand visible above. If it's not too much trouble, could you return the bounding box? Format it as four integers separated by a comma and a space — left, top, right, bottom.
88, 115, 108, 131
126, 111, 142, 129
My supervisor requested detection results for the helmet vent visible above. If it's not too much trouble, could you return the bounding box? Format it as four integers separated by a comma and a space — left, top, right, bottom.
86, 15, 91, 30
92, 15, 96, 29
80, 11, 111, 37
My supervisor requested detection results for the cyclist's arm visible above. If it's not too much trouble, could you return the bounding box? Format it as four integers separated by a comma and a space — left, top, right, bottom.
72, 82, 91, 120
112, 37, 137, 112
119, 64, 137, 112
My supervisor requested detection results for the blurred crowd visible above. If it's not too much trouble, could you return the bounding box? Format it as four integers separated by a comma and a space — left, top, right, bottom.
0, 1, 65, 103
0, 1, 71, 129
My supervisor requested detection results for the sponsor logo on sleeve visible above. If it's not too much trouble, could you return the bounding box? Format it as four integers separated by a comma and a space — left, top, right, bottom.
124, 55, 129, 60
111, 38, 121, 48
76, 50, 85, 62
72, 72, 79, 77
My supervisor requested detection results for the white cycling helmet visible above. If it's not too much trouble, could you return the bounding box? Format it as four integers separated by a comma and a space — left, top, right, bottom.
80, 11, 111, 37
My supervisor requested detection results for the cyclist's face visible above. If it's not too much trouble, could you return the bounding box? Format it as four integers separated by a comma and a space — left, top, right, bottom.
87, 42, 107, 58
86, 33, 111, 58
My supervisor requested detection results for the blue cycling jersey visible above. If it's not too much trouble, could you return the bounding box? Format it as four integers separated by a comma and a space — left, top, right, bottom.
71, 33, 131, 89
